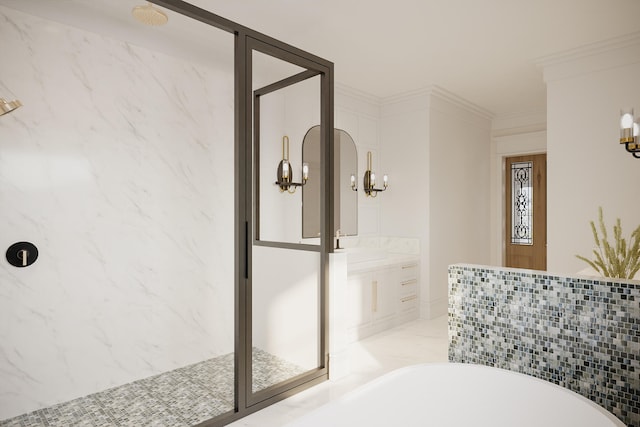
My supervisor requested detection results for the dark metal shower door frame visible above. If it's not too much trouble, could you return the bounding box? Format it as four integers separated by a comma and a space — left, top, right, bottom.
239, 33, 334, 421
249, 45, 329, 407
146, 1, 334, 426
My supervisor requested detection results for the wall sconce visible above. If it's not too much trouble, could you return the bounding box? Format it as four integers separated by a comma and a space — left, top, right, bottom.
0, 97, 22, 116
275, 135, 308, 193
363, 151, 388, 197
620, 109, 640, 159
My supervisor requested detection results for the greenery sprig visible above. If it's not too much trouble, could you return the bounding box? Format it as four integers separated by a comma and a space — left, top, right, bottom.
576, 207, 640, 280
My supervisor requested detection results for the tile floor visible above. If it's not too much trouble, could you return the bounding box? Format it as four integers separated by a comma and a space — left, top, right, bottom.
228, 315, 449, 427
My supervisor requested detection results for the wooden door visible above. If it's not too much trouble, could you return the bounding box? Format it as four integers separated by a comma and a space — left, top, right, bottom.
505, 154, 547, 270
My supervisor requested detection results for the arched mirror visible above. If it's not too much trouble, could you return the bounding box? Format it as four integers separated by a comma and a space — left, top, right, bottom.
302, 126, 358, 238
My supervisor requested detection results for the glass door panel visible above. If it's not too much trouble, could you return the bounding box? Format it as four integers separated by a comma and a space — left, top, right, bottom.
253, 51, 320, 245
251, 247, 320, 393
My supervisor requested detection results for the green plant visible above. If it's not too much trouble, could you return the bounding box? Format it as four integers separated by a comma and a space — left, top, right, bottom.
576, 207, 640, 279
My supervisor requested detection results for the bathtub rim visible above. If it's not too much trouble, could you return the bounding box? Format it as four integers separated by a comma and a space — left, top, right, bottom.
284, 362, 626, 427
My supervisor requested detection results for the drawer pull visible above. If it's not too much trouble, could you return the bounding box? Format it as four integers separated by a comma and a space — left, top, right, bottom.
401, 295, 418, 303
402, 264, 417, 269
401, 279, 417, 286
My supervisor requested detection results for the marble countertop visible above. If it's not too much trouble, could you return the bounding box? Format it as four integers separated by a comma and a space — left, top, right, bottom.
333, 249, 419, 272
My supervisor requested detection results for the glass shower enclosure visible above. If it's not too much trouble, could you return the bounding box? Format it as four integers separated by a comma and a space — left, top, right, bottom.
0, 0, 333, 426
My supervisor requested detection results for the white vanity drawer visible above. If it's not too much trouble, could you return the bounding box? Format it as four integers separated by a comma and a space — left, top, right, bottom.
399, 263, 418, 281
399, 294, 418, 313
399, 278, 417, 297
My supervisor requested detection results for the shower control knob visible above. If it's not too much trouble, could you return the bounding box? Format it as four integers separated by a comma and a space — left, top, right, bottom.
6, 242, 38, 268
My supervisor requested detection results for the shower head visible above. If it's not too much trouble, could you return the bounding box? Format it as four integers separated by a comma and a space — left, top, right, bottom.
0, 98, 22, 116
132, 2, 168, 26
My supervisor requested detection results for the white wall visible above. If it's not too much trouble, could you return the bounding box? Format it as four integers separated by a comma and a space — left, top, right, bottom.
541, 35, 640, 275
380, 92, 430, 309
427, 90, 493, 317
0, 6, 235, 418
381, 88, 492, 319
335, 85, 383, 238
258, 90, 288, 241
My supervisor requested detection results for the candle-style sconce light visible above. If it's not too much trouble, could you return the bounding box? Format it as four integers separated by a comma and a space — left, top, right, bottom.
275, 135, 308, 193
350, 174, 358, 191
619, 109, 640, 159
363, 151, 388, 197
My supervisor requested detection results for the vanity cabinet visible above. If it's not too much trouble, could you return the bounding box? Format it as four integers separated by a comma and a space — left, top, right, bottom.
346, 258, 419, 343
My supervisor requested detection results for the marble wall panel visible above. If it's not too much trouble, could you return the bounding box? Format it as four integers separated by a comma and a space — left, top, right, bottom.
0, 6, 234, 419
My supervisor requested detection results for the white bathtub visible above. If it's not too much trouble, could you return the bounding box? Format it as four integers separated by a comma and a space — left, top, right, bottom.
284, 363, 624, 427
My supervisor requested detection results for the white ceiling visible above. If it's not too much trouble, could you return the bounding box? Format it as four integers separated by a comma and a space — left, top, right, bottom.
185, 0, 640, 116
3, 0, 640, 117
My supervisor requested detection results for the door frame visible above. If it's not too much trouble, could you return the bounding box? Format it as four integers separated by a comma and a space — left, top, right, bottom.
498, 149, 546, 267
489, 134, 546, 268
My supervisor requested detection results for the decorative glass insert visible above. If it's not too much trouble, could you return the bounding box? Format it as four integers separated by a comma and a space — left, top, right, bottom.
511, 161, 533, 245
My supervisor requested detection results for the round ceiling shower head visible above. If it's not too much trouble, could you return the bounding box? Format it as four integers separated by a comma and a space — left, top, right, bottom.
132, 2, 168, 26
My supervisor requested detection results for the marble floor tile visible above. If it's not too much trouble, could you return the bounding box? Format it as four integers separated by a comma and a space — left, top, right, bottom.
228, 315, 449, 427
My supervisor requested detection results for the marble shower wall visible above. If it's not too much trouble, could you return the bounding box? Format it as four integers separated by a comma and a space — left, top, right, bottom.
0, 6, 235, 420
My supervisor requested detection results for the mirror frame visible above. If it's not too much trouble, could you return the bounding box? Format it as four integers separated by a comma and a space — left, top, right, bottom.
302, 126, 358, 239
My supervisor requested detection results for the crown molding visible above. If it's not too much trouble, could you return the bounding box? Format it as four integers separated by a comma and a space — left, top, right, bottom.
536, 31, 640, 82
428, 85, 494, 121
492, 109, 547, 137
381, 85, 494, 120
335, 83, 494, 122
382, 86, 432, 105
335, 83, 383, 106
536, 31, 640, 67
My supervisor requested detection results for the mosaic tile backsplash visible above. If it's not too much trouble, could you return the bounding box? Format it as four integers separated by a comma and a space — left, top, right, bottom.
448, 264, 639, 427
0, 348, 304, 427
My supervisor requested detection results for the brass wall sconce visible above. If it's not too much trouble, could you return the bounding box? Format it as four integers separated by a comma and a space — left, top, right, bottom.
275, 135, 308, 193
0, 97, 22, 116
363, 151, 388, 197
620, 109, 640, 159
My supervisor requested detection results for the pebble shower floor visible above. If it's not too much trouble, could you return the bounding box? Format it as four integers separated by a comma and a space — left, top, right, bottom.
0, 349, 304, 427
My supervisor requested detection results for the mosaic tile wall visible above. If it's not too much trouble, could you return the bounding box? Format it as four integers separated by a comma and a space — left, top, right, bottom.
0, 349, 303, 427
448, 264, 639, 427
